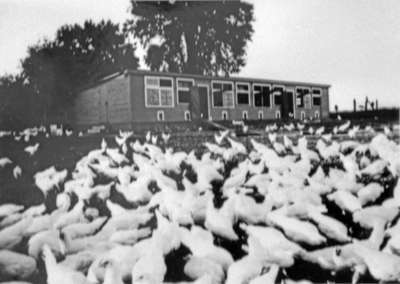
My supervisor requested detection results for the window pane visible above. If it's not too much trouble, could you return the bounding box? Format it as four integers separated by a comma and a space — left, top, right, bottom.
178, 80, 193, 89
237, 83, 249, 105
296, 97, 302, 107
160, 78, 172, 87
178, 79, 192, 103
304, 94, 312, 109
274, 94, 282, 105
178, 90, 191, 103
147, 88, 159, 106
296, 88, 307, 107
160, 89, 173, 106
313, 89, 321, 95
237, 93, 249, 104
223, 83, 233, 91
223, 91, 233, 107
237, 84, 249, 91
146, 77, 158, 86
213, 89, 223, 107
262, 87, 270, 107
254, 85, 262, 107
212, 83, 222, 91
313, 96, 321, 106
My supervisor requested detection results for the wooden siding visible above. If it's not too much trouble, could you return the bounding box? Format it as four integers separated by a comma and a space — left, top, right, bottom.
74, 70, 331, 126
73, 74, 131, 126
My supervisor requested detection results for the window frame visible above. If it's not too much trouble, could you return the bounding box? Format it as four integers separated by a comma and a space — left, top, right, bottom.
222, 110, 228, 120
311, 87, 322, 107
157, 110, 165, 121
272, 84, 285, 106
198, 84, 211, 120
144, 76, 175, 108
235, 82, 251, 106
252, 83, 272, 108
184, 110, 191, 121
211, 80, 234, 108
242, 110, 248, 120
176, 77, 195, 104
295, 87, 310, 108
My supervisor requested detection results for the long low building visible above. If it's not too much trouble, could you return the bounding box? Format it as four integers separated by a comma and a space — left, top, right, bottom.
71, 69, 330, 128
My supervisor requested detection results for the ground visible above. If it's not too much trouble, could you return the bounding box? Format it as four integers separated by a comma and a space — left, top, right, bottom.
0, 119, 399, 284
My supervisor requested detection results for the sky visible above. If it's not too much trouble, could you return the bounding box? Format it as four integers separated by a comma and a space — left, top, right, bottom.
0, 0, 399, 110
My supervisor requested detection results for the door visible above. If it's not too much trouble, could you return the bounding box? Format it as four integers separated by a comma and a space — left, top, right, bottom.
281, 90, 294, 119
198, 86, 209, 119
286, 91, 294, 118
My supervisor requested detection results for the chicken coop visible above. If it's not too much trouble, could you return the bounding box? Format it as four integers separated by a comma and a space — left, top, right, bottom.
70, 69, 330, 129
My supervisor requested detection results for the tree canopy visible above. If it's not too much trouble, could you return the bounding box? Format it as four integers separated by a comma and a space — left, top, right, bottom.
0, 75, 33, 129
124, 0, 254, 76
21, 20, 139, 119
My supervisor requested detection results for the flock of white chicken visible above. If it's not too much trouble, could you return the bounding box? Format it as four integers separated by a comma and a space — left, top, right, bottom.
0, 121, 399, 284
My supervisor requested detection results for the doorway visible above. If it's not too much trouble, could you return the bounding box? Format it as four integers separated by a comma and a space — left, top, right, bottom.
198, 85, 209, 119
282, 90, 294, 119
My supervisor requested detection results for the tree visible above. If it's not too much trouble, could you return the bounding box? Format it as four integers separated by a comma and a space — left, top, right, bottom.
21, 20, 139, 123
0, 75, 34, 129
124, 1, 254, 76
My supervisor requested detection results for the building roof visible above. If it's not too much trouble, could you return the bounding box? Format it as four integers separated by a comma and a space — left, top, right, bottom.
80, 68, 331, 91
126, 69, 331, 88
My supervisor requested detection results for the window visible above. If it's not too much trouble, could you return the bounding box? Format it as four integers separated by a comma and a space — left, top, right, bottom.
296, 87, 310, 108
157, 110, 164, 121
236, 82, 250, 105
258, 111, 263, 120
212, 81, 234, 108
315, 111, 320, 119
145, 76, 174, 107
301, 111, 306, 120
312, 88, 321, 106
184, 111, 191, 121
304, 94, 312, 109
177, 78, 194, 104
253, 84, 271, 107
272, 86, 284, 106
275, 110, 281, 119
242, 111, 248, 120
222, 111, 228, 120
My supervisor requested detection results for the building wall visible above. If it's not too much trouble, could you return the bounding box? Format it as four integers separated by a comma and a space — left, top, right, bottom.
73, 74, 131, 127
74, 70, 330, 126
129, 73, 329, 122
291, 86, 329, 120
129, 73, 330, 122
129, 73, 192, 122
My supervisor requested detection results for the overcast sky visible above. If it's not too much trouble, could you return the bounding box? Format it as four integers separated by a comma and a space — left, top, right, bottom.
1, 0, 399, 110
